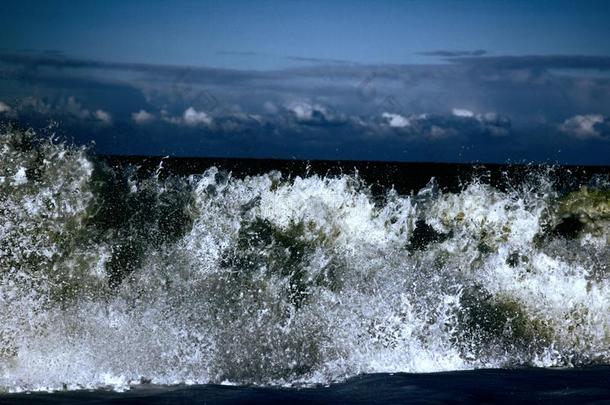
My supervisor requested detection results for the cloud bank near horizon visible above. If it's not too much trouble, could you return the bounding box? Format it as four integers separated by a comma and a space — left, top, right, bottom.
1, 51, 609, 164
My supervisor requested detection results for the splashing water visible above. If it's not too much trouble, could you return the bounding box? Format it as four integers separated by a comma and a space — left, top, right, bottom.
1, 126, 609, 392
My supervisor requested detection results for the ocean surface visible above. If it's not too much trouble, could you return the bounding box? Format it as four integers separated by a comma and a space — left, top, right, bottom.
1, 368, 610, 404
1, 127, 610, 403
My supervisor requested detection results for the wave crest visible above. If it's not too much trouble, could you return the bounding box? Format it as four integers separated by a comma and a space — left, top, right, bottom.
1, 127, 609, 392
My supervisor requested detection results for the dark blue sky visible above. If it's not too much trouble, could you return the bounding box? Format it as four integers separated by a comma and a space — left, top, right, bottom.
1, 1, 610, 164
3, 0, 610, 69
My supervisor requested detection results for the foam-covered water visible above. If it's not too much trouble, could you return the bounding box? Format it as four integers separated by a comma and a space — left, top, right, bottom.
1, 126, 609, 392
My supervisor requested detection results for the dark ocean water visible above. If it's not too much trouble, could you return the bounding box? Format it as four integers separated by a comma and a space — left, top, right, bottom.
2, 368, 610, 404
2, 128, 610, 403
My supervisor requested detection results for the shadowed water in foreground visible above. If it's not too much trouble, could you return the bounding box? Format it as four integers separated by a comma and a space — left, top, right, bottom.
2, 367, 610, 404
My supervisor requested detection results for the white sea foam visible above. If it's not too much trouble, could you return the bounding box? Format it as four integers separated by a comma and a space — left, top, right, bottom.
1, 128, 609, 392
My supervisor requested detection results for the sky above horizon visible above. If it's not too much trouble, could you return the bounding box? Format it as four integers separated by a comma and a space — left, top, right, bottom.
1, 1, 610, 164
2, 0, 610, 69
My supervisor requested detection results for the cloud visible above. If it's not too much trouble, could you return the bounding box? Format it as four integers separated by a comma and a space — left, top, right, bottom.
3, 50, 609, 163
449, 109, 510, 136
0, 100, 18, 119
216, 50, 357, 65
263, 101, 279, 114
452, 108, 475, 118
14, 95, 109, 123
447, 55, 610, 70
1, 95, 119, 126
132, 109, 156, 125
559, 114, 609, 139
65, 96, 90, 119
428, 125, 456, 139
94, 109, 112, 125
477, 112, 512, 137
284, 56, 357, 65
287, 102, 347, 126
290, 103, 318, 121
382, 112, 410, 128
182, 107, 212, 126
5, 50, 610, 125
420, 50, 487, 57
0, 51, 265, 86
161, 107, 213, 126
379, 110, 511, 139
0, 101, 12, 113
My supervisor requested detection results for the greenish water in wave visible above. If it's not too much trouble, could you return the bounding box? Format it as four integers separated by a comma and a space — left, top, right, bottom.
1, 126, 610, 393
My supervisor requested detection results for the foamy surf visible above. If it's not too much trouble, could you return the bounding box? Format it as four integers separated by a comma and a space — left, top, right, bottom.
1, 126, 609, 393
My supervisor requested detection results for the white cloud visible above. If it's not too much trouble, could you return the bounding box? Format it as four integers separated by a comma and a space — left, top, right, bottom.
65, 96, 91, 119
287, 102, 345, 125
0, 101, 12, 113
182, 107, 212, 126
161, 107, 213, 126
559, 114, 605, 139
132, 109, 155, 125
381, 112, 410, 128
452, 108, 475, 118
290, 103, 317, 120
288, 102, 331, 121
94, 109, 112, 125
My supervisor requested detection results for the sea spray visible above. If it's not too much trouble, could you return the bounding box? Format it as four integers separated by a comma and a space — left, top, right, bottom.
1, 126, 609, 392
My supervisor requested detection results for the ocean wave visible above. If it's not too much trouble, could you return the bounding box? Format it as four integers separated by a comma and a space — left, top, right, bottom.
1, 126, 609, 392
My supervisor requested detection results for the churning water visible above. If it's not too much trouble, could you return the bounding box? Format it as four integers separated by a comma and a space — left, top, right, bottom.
1, 126, 609, 393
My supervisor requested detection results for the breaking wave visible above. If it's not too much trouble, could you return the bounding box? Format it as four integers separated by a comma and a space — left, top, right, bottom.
1, 126, 610, 392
